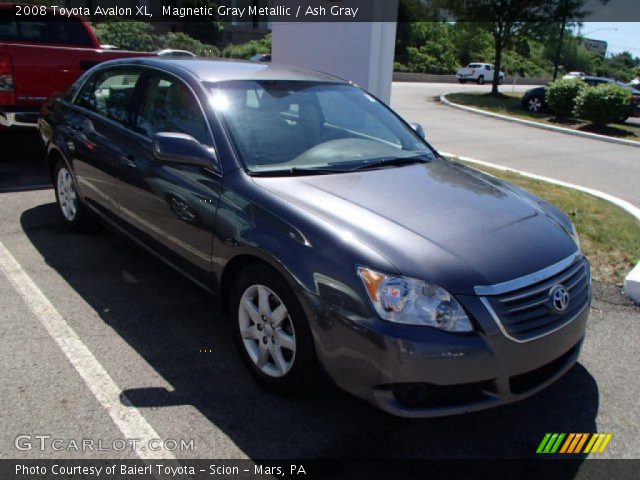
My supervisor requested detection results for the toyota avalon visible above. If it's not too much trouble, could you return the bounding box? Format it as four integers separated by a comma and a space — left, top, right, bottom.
39, 58, 590, 417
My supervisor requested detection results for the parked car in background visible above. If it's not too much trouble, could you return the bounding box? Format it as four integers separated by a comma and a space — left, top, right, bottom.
522, 76, 640, 119
563, 71, 586, 79
630, 77, 640, 87
0, 3, 152, 129
249, 53, 271, 63
40, 57, 590, 417
456, 63, 504, 85
156, 49, 197, 58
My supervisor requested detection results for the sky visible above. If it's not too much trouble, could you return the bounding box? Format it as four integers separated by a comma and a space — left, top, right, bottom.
577, 22, 640, 57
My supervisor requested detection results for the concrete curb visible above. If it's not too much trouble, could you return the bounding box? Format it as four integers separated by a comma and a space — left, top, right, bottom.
440, 150, 640, 304
440, 93, 640, 149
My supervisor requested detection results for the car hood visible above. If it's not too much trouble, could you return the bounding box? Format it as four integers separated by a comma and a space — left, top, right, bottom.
251, 159, 578, 294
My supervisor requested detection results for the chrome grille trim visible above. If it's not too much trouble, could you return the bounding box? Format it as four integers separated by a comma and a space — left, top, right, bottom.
477, 254, 591, 343
474, 251, 582, 296
481, 297, 589, 344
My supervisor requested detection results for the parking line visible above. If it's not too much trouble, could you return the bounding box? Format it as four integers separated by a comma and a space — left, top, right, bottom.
0, 240, 176, 460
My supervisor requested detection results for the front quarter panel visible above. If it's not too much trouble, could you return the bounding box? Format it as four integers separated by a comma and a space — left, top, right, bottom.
213, 169, 397, 318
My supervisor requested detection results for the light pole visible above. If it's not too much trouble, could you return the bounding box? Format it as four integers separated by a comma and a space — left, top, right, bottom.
580, 27, 618, 37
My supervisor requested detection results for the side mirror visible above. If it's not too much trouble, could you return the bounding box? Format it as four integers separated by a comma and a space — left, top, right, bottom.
410, 122, 426, 139
153, 132, 217, 169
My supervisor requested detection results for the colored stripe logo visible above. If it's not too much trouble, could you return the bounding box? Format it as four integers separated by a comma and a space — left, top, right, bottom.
536, 433, 612, 454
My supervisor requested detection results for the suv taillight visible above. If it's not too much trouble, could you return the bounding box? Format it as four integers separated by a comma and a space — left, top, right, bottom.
0, 53, 15, 105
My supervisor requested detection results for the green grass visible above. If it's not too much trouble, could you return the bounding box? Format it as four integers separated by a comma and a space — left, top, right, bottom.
456, 160, 640, 285
447, 92, 640, 141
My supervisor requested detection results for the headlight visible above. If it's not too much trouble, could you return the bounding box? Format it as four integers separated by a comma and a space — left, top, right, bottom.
356, 266, 473, 332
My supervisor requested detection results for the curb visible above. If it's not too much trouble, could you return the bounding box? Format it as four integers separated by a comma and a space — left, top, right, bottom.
440, 150, 640, 304
440, 93, 640, 149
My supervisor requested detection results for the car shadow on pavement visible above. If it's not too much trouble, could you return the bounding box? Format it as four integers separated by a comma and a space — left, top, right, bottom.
21, 203, 599, 472
0, 131, 51, 193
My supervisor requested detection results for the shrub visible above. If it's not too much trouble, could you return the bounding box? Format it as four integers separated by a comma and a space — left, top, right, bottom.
546, 78, 587, 118
94, 22, 160, 52
574, 84, 632, 126
161, 32, 220, 57
394, 62, 410, 73
406, 45, 458, 74
222, 34, 271, 59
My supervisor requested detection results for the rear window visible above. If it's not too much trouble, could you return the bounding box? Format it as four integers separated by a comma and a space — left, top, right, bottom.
75, 69, 142, 124
0, 10, 93, 46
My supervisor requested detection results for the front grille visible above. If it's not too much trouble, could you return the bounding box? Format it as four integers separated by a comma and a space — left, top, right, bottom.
486, 258, 590, 341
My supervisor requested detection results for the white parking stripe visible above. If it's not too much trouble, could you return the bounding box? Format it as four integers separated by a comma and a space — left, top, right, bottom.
0, 240, 176, 460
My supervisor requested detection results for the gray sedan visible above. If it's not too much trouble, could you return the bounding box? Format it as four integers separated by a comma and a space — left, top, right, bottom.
39, 58, 590, 417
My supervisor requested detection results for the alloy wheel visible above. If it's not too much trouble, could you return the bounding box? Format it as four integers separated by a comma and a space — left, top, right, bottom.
238, 284, 296, 378
57, 167, 78, 221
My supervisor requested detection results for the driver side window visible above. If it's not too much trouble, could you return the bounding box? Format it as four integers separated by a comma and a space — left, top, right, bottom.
135, 72, 211, 146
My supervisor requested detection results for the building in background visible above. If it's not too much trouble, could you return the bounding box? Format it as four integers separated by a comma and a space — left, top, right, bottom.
581, 37, 608, 57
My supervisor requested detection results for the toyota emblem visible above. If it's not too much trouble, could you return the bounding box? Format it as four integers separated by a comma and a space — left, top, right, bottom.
549, 285, 570, 312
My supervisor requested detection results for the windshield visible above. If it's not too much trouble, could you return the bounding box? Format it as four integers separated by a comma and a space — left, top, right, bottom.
207, 81, 434, 174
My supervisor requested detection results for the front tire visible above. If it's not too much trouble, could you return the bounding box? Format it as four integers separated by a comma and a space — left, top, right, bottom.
229, 264, 316, 395
498, 76, 504, 85
477, 75, 485, 85
54, 160, 93, 230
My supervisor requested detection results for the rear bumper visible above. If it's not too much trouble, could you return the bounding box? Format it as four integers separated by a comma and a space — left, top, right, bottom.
0, 111, 40, 128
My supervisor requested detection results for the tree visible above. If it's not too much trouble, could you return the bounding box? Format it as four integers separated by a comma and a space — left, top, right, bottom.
548, 0, 609, 80
443, 1, 548, 95
94, 22, 160, 51
179, 0, 222, 44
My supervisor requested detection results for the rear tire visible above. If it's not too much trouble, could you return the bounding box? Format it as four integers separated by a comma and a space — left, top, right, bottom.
54, 159, 94, 231
458, 79, 467, 84
477, 75, 485, 85
229, 263, 316, 395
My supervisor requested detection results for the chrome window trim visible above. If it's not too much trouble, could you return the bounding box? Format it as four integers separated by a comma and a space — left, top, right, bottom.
480, 295, 590, 344
474, 251, 582, 296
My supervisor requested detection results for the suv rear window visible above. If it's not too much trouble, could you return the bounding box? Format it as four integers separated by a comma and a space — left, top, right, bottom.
0, 10, 93, 46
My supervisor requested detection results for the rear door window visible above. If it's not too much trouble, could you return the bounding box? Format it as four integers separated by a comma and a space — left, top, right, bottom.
0, 10, 18, 40
0, 9, 92, 45
75, 69, 142, 125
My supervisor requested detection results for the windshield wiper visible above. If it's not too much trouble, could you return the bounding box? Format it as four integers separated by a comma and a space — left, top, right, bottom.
249, 166, 348, 177
346, 156, 432, 172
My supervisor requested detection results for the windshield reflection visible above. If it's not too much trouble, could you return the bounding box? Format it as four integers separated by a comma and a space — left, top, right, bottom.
207, 80, 434, 174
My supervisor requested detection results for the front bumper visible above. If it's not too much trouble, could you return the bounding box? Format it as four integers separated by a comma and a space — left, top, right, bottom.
303, 285, 590, 418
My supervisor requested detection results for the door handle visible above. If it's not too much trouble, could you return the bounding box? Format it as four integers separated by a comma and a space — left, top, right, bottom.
121, 155, 137, 169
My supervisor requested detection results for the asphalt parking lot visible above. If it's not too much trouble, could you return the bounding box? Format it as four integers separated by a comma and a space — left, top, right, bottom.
0, 99, 639, 464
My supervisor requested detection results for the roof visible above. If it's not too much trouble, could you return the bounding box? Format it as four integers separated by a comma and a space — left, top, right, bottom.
97, 57, 347, 84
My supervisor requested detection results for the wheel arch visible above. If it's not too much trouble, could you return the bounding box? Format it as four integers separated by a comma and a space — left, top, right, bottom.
47, 146, 70, 183
218, 251, 306, 315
